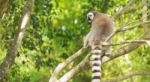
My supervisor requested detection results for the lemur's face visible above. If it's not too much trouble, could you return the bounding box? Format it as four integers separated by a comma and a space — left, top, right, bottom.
87, 12, 94, 23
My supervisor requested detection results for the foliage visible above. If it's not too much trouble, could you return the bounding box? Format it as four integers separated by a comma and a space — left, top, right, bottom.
0, 0, 150, 82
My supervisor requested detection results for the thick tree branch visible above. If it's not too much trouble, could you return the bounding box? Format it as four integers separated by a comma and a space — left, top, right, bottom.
103, 70, 150, 82
57, 31, 150, 82
49, 0, 137, 81
57, 54, 90, 82
49, 48, 87, 82
0, 0, 34, 81
49, 23, 147, 81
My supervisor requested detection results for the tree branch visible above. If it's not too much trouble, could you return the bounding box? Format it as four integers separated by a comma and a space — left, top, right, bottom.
103, 70, 150, 82
49, 0, 137, 81
107, 32, 150, 62
57, 54, 91, 82
104, 40, 149, 46
49, 48, 87, 82
0, 0, 34, 81
105, 21, 150, 42
117, 21, 150, 32
120, 13, 150, 29
142, 0, 148, 34
112, 0, 136, 20
106, 0, 137, 42
0, 0, 9, 18
57, 31, 150, 82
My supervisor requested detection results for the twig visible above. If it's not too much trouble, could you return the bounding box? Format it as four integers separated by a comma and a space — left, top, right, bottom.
105, 21, 150, 42
105, 32, 150, 62
105, 0, 150, 42
112, 0, 136, 20
0, 39, 14, 43
106, 0, 138, 42
117, 21, 150, 32
104, 40, 148, 46
103, 70, 150, 82
121, 13, 150, 28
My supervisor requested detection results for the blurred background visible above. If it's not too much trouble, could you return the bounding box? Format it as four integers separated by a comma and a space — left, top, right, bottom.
0, 0, 150, 82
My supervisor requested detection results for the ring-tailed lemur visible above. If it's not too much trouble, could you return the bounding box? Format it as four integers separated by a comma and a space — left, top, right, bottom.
83, 11, 113, 82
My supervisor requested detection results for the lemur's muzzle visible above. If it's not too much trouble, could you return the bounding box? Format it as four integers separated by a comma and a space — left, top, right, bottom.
87, 17, 92, 23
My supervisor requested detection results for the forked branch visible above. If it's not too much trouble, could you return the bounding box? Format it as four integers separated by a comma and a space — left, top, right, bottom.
49, 0, 137, 81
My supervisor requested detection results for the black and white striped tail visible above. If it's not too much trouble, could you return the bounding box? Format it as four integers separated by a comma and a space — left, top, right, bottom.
91, 48, 102, 82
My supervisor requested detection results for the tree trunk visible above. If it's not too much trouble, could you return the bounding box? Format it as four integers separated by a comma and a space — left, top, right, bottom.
0, 0, 34, 81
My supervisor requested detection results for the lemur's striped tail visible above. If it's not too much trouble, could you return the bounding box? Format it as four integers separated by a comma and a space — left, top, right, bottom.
91, 48, 102, 82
